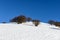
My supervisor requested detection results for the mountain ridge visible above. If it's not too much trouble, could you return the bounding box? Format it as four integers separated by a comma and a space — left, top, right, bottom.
0, 22, 60, 40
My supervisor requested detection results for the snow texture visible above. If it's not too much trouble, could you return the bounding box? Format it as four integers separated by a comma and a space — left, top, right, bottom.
0, 22, 60, 40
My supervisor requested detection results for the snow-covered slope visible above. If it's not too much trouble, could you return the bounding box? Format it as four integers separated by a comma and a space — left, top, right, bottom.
0, 22, 60, 40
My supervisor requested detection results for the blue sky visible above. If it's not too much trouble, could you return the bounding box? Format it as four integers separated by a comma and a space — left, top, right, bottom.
0, 0, 60, 22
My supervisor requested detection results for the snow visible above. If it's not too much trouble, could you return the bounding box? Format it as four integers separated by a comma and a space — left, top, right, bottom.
0, 22, 60, 40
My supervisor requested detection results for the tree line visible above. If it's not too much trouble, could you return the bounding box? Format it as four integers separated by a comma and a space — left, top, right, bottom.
2, 15, 60, 27
10, 15, 40, 26
48, 20, 60, 27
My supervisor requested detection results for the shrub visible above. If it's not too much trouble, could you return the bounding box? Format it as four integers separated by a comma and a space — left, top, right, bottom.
48, 20, 60, 27
48, 20, 55, 25
27, 17, 32, 22
2, 22, 6, 23
32, 20, 40, 26
54, 22, 60, 27
10, 17, 18, 22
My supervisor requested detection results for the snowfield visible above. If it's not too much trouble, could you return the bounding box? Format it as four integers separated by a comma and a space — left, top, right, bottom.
0, 22, 60, 40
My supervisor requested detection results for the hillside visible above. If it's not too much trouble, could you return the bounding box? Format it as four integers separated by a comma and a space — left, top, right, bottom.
0, 22, 60, 40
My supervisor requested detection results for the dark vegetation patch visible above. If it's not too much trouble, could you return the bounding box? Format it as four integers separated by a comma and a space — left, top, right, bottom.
10, 15, 40, 26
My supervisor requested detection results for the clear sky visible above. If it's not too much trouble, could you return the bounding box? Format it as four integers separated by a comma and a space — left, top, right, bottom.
0, 0, 60, 22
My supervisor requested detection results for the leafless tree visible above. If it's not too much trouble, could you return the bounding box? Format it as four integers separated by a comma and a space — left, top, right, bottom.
10, 17, 18, 22
16, 15, 27, 24
10, 15, 27, 24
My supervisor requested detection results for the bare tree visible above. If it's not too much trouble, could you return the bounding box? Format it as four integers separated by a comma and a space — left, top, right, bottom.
10, 15, 27, 24
17, 15, 27, 24
10, 17, 18, 22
